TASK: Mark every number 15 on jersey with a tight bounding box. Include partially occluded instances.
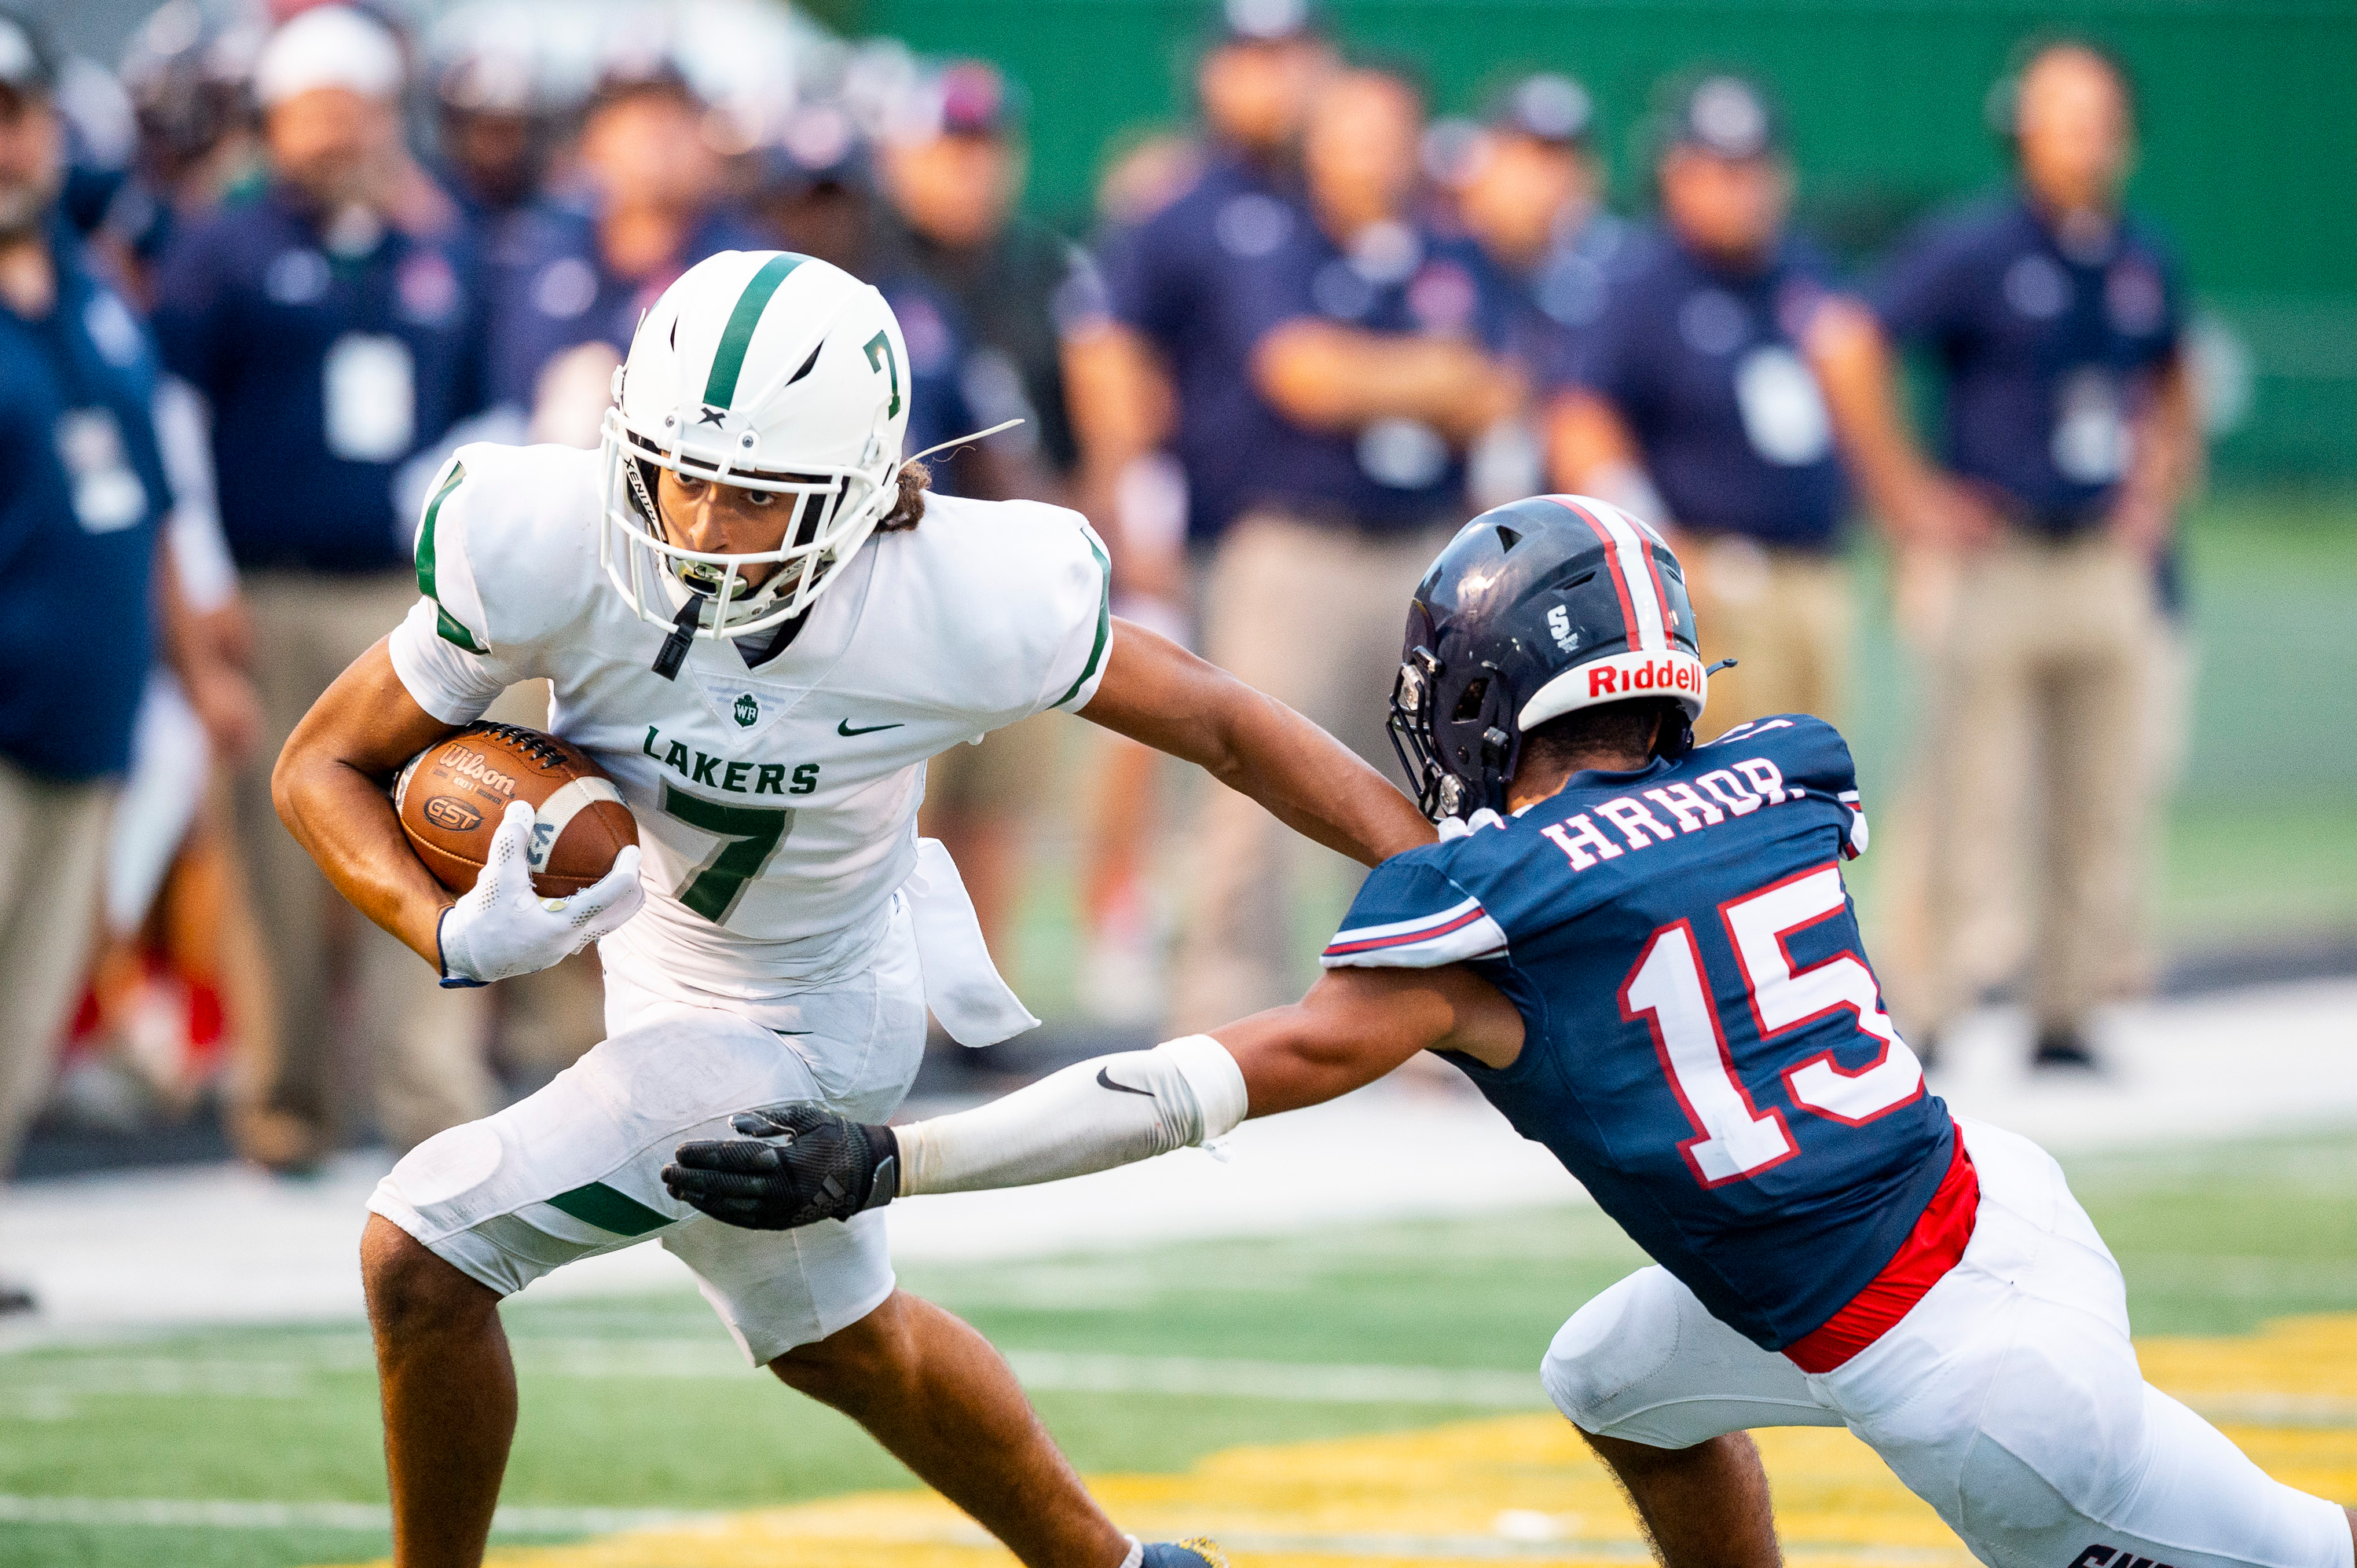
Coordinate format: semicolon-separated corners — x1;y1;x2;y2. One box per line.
1622;863;1925;1189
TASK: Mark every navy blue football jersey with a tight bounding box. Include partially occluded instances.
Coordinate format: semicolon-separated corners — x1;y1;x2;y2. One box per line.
1323;715;1951;1350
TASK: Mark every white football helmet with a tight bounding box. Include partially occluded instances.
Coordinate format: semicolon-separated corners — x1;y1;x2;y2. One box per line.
598;250;911;652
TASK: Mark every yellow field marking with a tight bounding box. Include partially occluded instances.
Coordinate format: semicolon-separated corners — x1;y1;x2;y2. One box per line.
323;1314;2357;1568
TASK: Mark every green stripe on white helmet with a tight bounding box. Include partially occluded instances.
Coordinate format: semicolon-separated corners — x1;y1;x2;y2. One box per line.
598;250;911;649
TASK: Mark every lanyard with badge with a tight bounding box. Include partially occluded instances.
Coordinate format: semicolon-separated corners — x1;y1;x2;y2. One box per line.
49;283;154;536
317;206;418;463
272;203;421;464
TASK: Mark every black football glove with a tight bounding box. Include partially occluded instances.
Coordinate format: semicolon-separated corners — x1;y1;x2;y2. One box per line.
662;1104;900;1230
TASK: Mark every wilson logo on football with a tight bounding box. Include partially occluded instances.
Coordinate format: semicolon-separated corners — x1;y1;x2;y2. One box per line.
423;797;484;833
442;746;518;797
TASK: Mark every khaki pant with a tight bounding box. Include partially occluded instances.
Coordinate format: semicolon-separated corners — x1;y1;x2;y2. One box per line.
1168;511;1451;1031
0;760;114;1173
238;571;501;1152
1896;533;2156;1037
1677;533;1853;739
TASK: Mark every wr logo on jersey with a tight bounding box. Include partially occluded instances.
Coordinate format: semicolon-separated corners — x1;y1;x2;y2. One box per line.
733;693;759;727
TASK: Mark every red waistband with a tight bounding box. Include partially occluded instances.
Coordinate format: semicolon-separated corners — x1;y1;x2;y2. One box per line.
1783;1128;1979;1375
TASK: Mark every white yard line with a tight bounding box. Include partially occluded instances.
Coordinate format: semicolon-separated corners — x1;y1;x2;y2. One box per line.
0;1494;715;1536
5;1341;2351;1432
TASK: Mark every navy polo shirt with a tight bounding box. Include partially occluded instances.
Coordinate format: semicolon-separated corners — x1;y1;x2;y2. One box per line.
486;203;769;412
1873;193;2185;529
151;185;482;575
1573;228;1848;550
1218;207;1516;533
879;269;981;496
902;218;1100;480
1505;210;1633;397
1102;153;1310;541
0;223;173;781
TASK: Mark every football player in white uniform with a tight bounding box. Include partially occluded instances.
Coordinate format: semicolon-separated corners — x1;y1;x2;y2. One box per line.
273;251;1434;1568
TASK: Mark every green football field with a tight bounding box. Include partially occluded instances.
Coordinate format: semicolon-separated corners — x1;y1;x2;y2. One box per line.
4;487;2348;1566
4;1128;2355;1568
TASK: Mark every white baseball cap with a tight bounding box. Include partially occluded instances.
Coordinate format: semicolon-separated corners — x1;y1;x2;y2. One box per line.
255;5;403;108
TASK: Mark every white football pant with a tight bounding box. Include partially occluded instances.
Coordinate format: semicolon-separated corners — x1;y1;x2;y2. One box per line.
1543;1117;2352;1568
370;896;927;1364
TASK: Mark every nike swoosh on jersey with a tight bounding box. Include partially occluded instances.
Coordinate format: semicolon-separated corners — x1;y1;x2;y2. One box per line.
837;719;904;736
1096;1066;1155;1097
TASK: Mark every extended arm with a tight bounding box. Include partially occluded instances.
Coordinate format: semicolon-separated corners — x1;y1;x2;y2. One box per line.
1081;617;1434;867
662;963;1524;1228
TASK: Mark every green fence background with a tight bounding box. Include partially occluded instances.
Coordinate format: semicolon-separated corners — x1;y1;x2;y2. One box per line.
859;0;2357;478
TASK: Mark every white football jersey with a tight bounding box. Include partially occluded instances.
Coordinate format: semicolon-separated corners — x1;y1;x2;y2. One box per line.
388;443;1111;1002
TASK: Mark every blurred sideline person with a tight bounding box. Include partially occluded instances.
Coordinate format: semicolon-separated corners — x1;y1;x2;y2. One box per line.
1079;0;1336;1020
430;39;544;246
882;59;1106;972
0;11;253;1306
92;2;265;306
1092;0;1334;555
1812;39;2196;1068
751;105;1016;504
1454;71;1627;502
150;6;494;1163
1549;73;1852;737
1169;65;1523;1028
486;64;764;441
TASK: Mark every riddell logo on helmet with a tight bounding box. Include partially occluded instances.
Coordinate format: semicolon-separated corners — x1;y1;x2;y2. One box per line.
1589;658;1701;698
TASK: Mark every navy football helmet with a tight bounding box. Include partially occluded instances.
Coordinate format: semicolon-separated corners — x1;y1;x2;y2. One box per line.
1387;494;1712;819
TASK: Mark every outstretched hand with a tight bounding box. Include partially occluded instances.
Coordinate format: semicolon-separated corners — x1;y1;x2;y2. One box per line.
663;1105;900;1230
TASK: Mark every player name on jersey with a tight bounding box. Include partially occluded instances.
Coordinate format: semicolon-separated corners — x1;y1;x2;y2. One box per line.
1537;724;1817;874
640;724;819;797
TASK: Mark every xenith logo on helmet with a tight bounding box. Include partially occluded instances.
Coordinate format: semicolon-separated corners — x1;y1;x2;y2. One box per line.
733;693;759;727
1589;658;1702;698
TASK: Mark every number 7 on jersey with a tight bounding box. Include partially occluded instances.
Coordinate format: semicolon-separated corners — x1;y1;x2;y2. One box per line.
662;784;792;925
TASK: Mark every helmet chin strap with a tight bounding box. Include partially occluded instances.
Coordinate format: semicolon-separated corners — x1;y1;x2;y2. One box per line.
651;591;708;681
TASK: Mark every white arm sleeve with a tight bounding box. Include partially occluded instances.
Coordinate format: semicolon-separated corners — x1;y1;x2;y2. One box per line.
895;1035;1248;1196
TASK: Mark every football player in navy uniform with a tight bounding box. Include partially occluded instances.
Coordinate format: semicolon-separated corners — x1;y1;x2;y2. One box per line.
670;496;2357;1568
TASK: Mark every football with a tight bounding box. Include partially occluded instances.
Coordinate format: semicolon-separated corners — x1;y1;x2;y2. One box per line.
393;722;638;898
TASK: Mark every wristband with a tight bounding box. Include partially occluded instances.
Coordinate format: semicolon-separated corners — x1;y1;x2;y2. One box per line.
435;907;486;989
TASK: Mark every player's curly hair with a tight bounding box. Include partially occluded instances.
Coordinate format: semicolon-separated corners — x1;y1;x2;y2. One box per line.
877;460;929;533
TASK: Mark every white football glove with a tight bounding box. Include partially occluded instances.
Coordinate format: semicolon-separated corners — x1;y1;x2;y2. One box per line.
437;800;643;987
